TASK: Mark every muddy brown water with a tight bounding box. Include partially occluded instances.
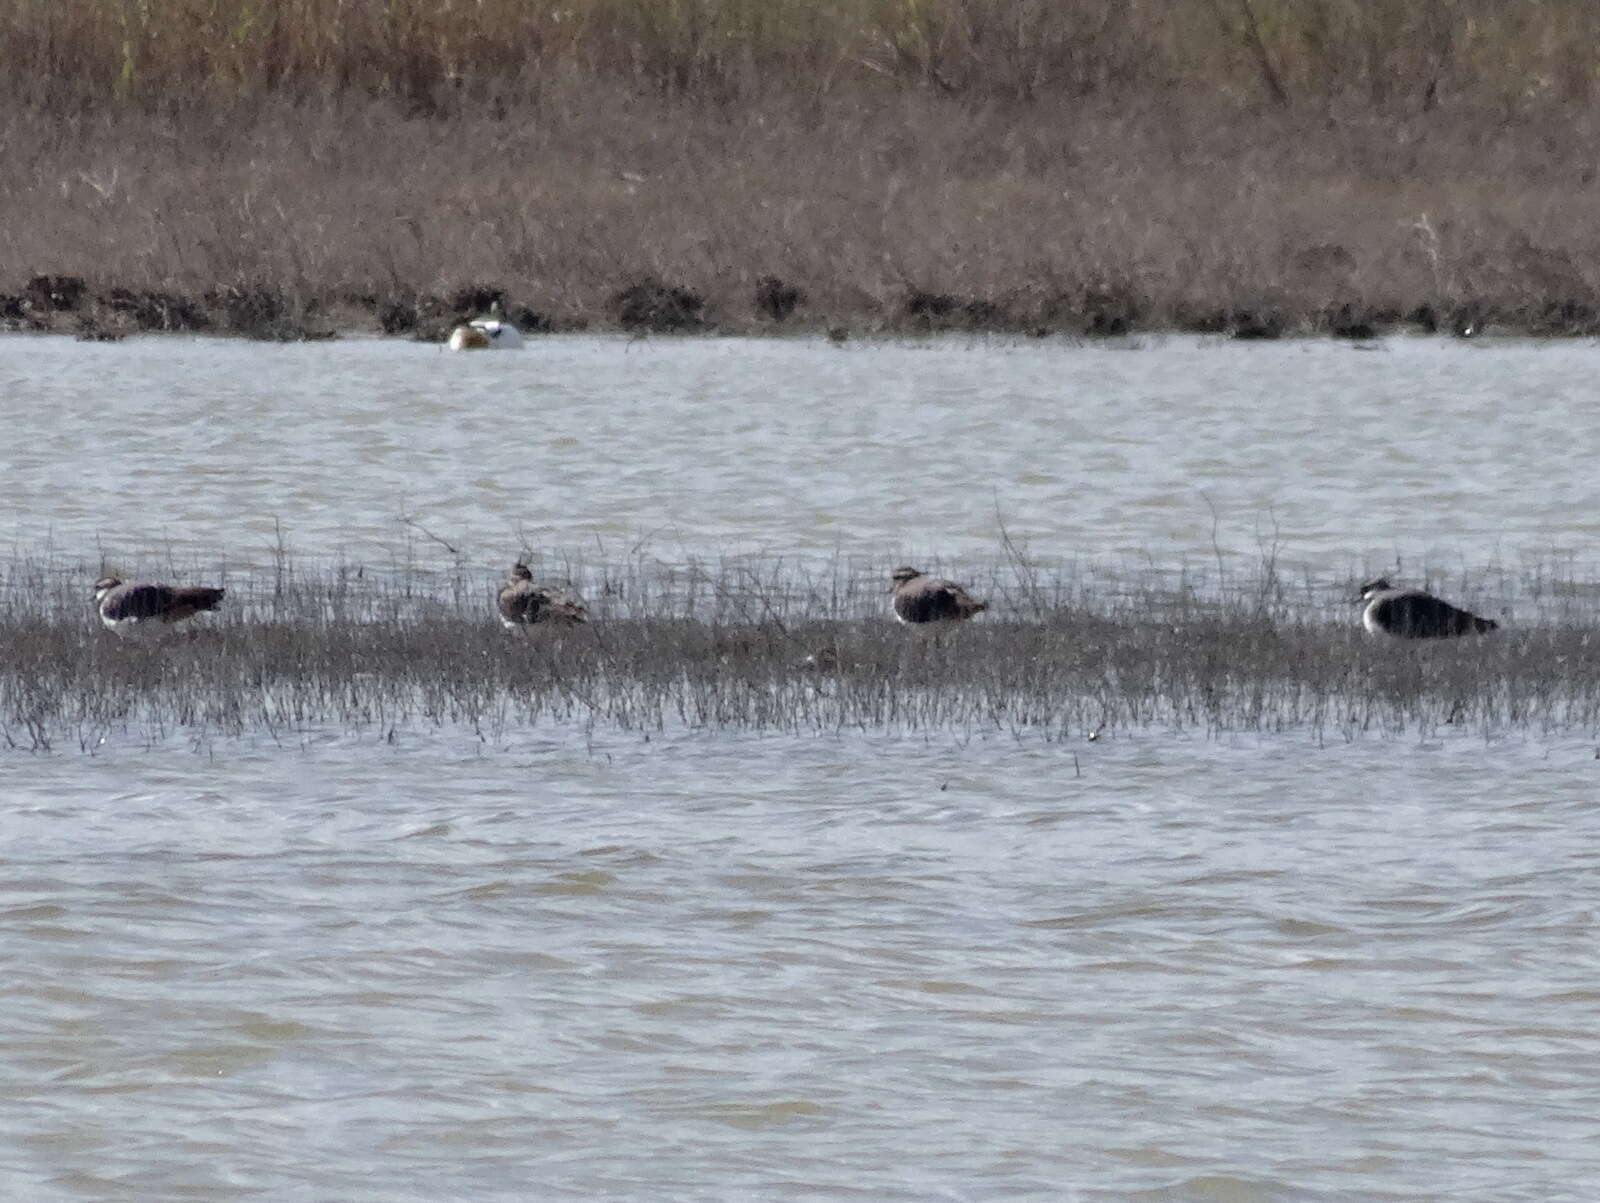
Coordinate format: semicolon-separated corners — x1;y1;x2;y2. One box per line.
3;333;1599;1199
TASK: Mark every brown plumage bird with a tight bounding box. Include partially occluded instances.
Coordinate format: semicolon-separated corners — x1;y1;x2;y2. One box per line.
93;577;226;637
1357;578;1498;639
496;563;587;630
889;566;988;627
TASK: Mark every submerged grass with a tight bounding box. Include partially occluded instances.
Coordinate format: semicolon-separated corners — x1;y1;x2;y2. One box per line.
5;553;1600;751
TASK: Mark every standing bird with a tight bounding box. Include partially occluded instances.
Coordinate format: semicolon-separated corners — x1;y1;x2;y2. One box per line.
496;562;587;630
93;576;226;637
1357;578;1497;639
889;566;988;628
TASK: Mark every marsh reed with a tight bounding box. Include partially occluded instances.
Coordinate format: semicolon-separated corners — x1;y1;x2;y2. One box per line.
8;1;1600;110
5;552;1600;751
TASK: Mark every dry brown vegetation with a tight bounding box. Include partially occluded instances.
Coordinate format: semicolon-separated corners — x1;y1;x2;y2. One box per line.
4;1;1600;339
5;553;1600;751
4;0;1600;340
10;1;1600;110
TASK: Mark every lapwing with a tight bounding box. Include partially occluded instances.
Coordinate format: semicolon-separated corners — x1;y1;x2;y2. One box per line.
93;577;226;637
448;302;524;350
1357;578;1497;639
496;563;587;630
889;566;988;628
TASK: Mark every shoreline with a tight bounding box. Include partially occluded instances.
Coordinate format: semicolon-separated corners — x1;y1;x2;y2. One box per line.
0;273;1557;343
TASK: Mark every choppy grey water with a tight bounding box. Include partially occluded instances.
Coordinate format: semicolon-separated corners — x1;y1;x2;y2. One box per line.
9;333;1600;567
4;334;1600;1199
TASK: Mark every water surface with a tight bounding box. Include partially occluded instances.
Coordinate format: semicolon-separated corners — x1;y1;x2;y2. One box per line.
6;333;1597;573
3;334;1599;1200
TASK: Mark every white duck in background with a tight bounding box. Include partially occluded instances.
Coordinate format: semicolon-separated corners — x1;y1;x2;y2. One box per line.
448;302;525;350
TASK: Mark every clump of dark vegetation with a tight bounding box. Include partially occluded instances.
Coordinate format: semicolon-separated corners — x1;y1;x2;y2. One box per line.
377;295;425;335
5;552;1599;753
504;304;552;334
448;284;505;315
1229;309;1290;341
754;276;804;322
25;274;85;312
612;279;706;332
1035;287;1141;337
207;282;337;341
74;321;125;343
1082;289;1139;337
904;291;1010;332
2;277;90;331
103;287;208;331
1324;302;1385;340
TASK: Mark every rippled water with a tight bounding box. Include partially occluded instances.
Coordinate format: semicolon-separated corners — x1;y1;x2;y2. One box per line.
5;333;1600;1199
8;333;1600;567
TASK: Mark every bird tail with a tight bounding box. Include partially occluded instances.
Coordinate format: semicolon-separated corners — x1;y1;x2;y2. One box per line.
182;587;226;612
1474;616;1498;633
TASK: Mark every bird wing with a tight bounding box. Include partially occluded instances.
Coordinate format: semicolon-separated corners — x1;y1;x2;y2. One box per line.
497;581;538;624
499;581;586;625
895;579;964;623
100;583;179;621
1375;591;1486;637
532;586;588;624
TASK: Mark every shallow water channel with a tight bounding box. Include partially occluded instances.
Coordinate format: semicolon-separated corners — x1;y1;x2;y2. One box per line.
3;333;1600;1199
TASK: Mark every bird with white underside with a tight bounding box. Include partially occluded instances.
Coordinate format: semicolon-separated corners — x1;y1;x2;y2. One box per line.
496;562;587;630
1356;577;1498;639
93;577;226;637
888;566;988;628
448;302;525;350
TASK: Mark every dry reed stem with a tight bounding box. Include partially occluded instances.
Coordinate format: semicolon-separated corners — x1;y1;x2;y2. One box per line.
7;1;1600;108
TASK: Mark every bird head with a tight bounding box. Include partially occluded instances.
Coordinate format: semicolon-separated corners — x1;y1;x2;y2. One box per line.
889;566;923;591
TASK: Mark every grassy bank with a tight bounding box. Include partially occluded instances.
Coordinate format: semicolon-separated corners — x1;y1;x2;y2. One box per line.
6;87;1600;341
5;4;1600;339
5;554;1598;749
